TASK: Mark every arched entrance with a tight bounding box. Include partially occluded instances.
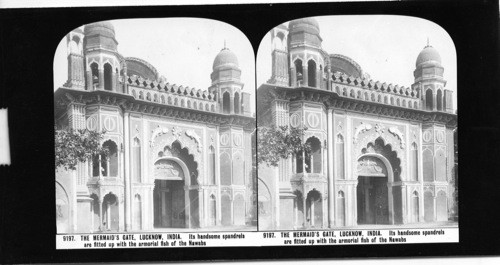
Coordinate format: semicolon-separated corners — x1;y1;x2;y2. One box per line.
102;193;119;231
305;189;323;228
153;141;200;229
356;155;391;225
153;158;188;228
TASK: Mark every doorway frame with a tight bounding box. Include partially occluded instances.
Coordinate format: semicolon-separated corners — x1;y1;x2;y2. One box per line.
356;153;395;225
152;157;191;228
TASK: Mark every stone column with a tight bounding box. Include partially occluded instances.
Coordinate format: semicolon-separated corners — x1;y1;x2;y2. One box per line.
327;109;335;227
433;90;437;111
124;113;132;231
302;195;307;227
86;70;93;91
230;94;234;114
215;128;222;226
327;66;332;91
98;69;104;90
290;67;297;87
303;63;308;87
198;189;204;228
98;199;103;230
111;71;116;92
316;69;321;89
123;64;128;94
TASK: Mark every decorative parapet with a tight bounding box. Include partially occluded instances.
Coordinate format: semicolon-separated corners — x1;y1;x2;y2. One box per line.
127;77;218;113
330;72;420;110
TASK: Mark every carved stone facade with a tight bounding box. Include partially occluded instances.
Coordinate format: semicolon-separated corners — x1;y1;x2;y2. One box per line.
258;18;457;230
55;21;255;233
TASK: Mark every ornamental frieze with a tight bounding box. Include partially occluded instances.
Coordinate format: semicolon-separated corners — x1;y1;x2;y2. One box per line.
357;157;387;176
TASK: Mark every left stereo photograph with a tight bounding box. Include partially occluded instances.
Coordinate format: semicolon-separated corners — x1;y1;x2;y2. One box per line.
53;18;257;235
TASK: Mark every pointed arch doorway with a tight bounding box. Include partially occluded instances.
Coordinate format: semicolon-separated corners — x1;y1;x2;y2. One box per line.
153;157;189;228
356;154;392;225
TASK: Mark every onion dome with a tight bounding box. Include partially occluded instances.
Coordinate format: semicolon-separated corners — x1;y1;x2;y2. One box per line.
212;47;239;70
416;45;442;67
289;17;320;34
84;21;115;38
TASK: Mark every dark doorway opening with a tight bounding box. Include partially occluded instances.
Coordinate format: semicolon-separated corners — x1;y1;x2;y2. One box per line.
153;179;185;228
357;176;389;225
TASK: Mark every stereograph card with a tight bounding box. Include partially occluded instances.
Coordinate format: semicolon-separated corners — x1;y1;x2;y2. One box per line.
0;1;499;263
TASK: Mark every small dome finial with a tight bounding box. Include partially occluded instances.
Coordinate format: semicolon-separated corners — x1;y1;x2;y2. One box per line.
224;39;226;49
426;37;431;47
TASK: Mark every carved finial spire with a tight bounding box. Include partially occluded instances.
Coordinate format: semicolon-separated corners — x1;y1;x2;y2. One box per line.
426;37;430;47
224;39;226;49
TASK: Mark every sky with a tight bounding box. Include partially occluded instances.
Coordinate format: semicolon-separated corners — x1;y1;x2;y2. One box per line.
54;15;457;113
53;17;256;112
257;15;457;109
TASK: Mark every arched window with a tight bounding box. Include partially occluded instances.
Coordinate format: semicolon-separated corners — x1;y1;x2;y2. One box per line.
133;138;141;183
104;63;113;91
425;89;433;110
336;134;345;179
436;89;443;111
305;137;321;173
70;36;80;54
410;143;418;181
209;146;216;185
234;92;240;114
295;59;303;86
308;60;316;87
102;140;118;177
222;91;230;114
274;31;286;50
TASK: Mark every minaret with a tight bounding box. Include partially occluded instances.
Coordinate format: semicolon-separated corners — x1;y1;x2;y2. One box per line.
269;24;289;86
66;28;85;89
414;41;454;222
287;18;324;88
413;41;452;112
83;22;121;92
209;46;248;115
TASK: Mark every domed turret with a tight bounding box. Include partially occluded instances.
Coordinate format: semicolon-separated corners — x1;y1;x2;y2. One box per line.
289;18;320;35
412;41;450;113
83;21;118;51
82;21;122;92
84;22;115;38
212;47;239;70
416;45;442;67
414;42;444;82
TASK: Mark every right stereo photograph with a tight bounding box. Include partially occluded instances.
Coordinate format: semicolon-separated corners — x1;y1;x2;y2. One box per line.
256;15;458;232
